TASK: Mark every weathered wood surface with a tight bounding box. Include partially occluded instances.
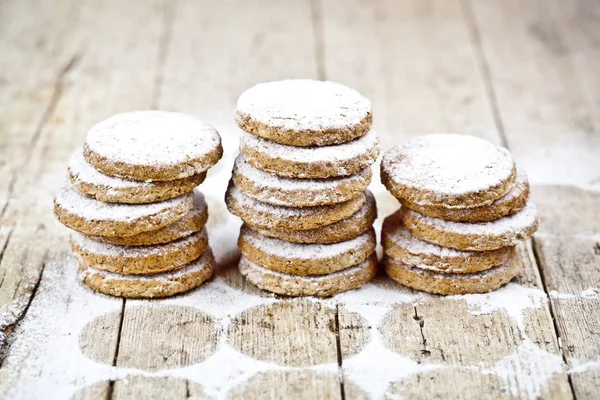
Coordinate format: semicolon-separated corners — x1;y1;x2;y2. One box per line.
0;0;599;399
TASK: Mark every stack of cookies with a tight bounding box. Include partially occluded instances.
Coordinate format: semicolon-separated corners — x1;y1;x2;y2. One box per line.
226;79;380;297
380;134;538;295
53;111;223;298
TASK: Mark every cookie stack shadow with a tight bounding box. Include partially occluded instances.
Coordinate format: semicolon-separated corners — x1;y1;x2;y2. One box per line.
226;79;380;297
380;134;539;295
53;111;223;298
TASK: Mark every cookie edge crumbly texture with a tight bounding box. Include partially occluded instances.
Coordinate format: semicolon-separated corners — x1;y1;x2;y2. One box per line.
53;193;193;237
233;160;372;207
235;110;372;147
239;253;377;297
79;248;215;298
240;132;380;179
248;191;377;244
71;229;209;274
381;211;516;273
83;140;223;182
238;227;377;275
225;182;366;230
380;145;517;208
89;203;208;246
384;255;520;295
400;205;539;251
69;168;206;204
400;173;530;223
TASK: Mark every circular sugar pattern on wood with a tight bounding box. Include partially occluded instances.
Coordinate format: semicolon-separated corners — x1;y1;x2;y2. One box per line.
70;377;209;400
79;305;218;371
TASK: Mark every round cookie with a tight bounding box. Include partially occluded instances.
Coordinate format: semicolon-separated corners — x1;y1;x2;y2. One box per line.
249;191;377;244
240;129;380;179
71;229;208;275
54;184;193;237
235;79;372;147
225;182;366;230
84;111;223;181
239;253;377;297
89;191;208;246
238;225;376;276
69;149;206;204
381;134;516;208
79;248;215;298
382;210;516;273
400;203;539;251
384;254;521;295
401;171;530;223
232;155;371;207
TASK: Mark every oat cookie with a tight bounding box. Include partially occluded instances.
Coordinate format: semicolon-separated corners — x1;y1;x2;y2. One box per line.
232;155;371;207
54;184;193;237
84;111;223;181
69;149;205;204
79;248;215;298
236;79;372;147
384;254;521;295
382;210;516;273
239;253;377;297
225;182;365;230
401;171;530;223
400;203;539;251
71;229;208;275
238;226;376;276
381;134;516;208
89;191;208;246
249;191;377;244
240;129;380;179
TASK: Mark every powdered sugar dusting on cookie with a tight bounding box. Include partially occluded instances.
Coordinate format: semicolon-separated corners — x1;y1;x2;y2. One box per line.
240;226;375;260
54;184;193;222
236;80;371;133
383;134;515;197
71;229;207;257
85;110;221;167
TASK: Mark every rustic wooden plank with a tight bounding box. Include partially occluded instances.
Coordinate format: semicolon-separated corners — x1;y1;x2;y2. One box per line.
469;0;600;397
318;0;502;151
0;0;168;397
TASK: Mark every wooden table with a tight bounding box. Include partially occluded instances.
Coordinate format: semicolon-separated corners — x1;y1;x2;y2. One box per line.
1;0;599;398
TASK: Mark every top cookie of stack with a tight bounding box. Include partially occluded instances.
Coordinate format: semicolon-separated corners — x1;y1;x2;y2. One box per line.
380;134;538;295
54;111;223;298
227;79;380;297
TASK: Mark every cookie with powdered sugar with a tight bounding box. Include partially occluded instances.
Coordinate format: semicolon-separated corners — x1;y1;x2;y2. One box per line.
382;210;516;274
54;183;193;237
400;203;539;251
79;248;215;298
84;111;223;181
381;134;516;208
239;253;377;297
240;129;380;179
225;182;365;231
89;191;208;246
232;155;371;207
248;191;377;244
68;149;205;204
401;171;530;223
384;254;521;295
238;225;376;276
71;229;208;275
235;79;372;147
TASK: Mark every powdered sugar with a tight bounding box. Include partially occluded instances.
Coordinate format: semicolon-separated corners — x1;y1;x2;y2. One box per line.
405;202;539;237
85;110;221;168
71;229;206;257
240;226;375;260
382;134;515;197
55;183;193;223
236;80;371;133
